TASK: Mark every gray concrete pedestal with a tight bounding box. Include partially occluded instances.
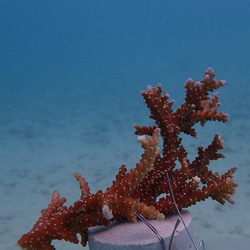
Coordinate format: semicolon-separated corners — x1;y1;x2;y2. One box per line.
88;210;195;250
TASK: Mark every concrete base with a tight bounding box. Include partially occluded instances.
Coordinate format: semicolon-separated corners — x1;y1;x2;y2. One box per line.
88;210;195;250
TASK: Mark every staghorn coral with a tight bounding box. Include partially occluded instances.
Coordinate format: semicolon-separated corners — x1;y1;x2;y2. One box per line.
17;68;238;249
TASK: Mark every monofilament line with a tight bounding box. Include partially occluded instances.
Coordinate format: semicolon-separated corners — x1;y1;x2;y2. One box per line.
166;173;204;250
136;213;166;250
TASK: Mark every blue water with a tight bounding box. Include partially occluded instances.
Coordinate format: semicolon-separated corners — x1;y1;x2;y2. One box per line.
0;1;249;249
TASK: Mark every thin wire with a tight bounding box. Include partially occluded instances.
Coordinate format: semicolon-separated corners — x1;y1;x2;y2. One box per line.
168;218;180;250
199;240;205;250
136;213;166;250
166;173;200;250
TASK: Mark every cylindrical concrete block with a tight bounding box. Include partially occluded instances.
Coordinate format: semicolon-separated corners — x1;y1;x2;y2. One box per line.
88;210;195;250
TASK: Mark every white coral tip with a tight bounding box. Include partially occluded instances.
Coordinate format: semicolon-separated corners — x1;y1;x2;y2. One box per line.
192;176;201;183
102;205;113;220
137;135;147;143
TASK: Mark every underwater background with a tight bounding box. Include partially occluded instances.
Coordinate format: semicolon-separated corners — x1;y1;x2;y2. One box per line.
0;1;249;249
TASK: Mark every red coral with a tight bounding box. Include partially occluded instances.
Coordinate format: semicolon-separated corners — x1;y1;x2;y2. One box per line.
17;68;238;249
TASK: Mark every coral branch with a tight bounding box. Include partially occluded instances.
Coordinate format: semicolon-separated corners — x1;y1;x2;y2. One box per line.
18;68;238;249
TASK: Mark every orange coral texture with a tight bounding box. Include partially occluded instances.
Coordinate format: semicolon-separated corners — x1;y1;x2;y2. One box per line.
17;68;238;249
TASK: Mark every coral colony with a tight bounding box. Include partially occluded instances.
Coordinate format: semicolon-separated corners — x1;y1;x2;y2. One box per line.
18;68;238;249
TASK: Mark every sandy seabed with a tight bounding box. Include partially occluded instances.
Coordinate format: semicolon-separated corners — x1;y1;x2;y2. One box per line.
1;88;249;250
